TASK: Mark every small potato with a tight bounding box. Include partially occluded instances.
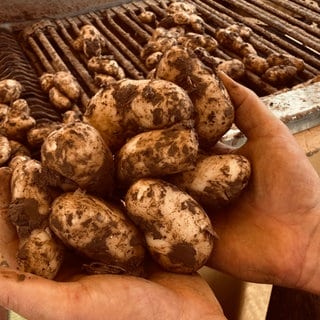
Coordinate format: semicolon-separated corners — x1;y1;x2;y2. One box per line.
41;122;114;197
9;158;52;238
138;11;156;24
155;45;234;148
3;99;36;141
116;126;198;187
266;53;305;73
87;56;125;80
53;71;81;101
17;228;65;279
84;79;194;151
74;25;106;58
243;54;269;75
0;134;11;166
27;122;62;148
49;87;73;111
169;154;251;209
0;79;23;104
39;73;55;93
262;65;298;86
49;191;145;275
216;59;245;80
125;178;216;273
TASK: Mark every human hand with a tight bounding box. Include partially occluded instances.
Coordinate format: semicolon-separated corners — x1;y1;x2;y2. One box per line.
207;73;320;294
0;168;225;320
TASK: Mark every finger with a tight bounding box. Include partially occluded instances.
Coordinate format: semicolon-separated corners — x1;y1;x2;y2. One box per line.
218;72;289;140
0;268;67;319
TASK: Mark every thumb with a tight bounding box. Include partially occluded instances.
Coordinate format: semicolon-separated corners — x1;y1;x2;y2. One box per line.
218;72;289;140
0;268;71;320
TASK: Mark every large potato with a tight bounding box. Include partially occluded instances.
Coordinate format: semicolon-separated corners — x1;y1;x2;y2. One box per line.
41;122;114;198
169;154;251;209
155;45;234;149
84;78;194;151
116;126;198;187
49;191;145;276
125;178;216;273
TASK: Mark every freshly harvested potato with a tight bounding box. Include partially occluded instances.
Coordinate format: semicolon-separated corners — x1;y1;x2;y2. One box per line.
155;45;234;148
3;99;36;141
0;134;11;166
215;59;245;80
49;191;145;276
0;79;23;104
84;78;195;151
16;228;65;279
243;54;269;75
266;53;305;73
53;71;81;101
169;154;251;208
9;158;52;238
41;122;114;197
116;126;198;187
27;121;62;148
87;56;125;80
138;11;156;24
73;24;106;58
125;178;216;273
39;73;55;93
49;87;73;111
262;65;297;86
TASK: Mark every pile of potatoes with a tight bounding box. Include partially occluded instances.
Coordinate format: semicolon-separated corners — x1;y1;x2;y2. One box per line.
140;1;304;87
0;1;255;280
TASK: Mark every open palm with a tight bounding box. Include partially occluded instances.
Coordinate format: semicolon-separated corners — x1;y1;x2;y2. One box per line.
208;73;320;293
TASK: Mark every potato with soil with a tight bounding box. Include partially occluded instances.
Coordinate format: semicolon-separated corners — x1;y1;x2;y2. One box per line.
9;158;53;238
84;78;194;151
49;191;145;276
116;125;198;187
155;45;234;148
169;154;251;209
125;178;216;273
41;122;114;197
16;228;65;279
0;79;23;104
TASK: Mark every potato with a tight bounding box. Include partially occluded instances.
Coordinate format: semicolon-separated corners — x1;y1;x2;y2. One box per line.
116;125;198;187
0;79;23;104
125;178;216;273
53;71;81;101
16;228;65;279
155;45;234;148
215;59;245;80
266;53;305;73
3;99;36;141
87;56;125;80
74;25;106;58
169;154;251;209
243;54;269;75
41;122;114;197
39;73;55;93
262;65;298;86
49;191;145;276
84;78;194;151
27;122;62;148
9;158;52;238
49;87;73;111
0;134;11;166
